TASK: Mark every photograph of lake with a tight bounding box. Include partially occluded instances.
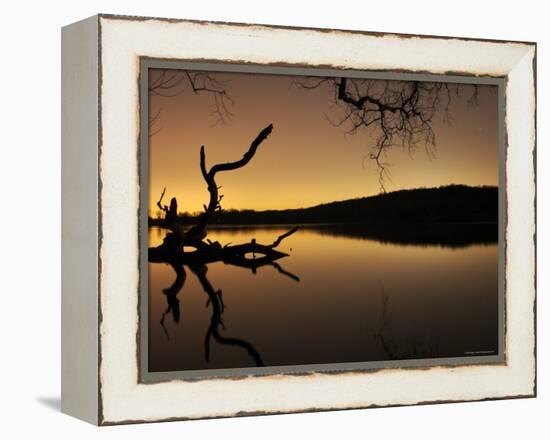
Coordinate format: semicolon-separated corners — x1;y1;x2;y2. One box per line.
144;66;501;374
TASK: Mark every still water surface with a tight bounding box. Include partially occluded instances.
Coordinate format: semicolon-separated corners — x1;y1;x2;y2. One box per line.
148;225;498;372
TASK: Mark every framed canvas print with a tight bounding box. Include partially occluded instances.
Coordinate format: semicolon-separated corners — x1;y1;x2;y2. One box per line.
61;14;536;425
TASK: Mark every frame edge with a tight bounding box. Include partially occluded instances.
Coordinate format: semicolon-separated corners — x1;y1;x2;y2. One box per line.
61;14;101;425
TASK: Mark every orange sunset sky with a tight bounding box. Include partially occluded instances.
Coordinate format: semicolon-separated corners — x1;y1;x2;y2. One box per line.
148;69;498;215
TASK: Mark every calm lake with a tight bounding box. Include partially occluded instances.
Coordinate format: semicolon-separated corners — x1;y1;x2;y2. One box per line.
148;225;499;373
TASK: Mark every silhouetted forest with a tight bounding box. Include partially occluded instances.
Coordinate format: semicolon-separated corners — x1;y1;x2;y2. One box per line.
149;185;498;227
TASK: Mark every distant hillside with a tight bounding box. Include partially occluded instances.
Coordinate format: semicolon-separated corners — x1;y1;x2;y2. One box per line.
150;185;498;226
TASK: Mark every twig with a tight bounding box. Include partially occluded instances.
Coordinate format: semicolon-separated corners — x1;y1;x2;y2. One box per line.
156;187;168;212
270;261;300;282
269;227;299;248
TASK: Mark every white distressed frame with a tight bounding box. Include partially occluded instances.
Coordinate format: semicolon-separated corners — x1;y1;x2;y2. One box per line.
65;14;536;425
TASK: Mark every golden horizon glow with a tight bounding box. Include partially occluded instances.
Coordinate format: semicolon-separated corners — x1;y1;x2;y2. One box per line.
148;70;498;216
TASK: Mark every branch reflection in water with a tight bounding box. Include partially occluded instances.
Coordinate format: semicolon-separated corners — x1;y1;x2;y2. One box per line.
148;224;498;371
155;254;300;367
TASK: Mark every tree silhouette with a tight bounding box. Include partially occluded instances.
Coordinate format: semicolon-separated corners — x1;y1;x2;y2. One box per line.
149;124;298;268
149;69;481;191
149;69;233;135
295;77;478;190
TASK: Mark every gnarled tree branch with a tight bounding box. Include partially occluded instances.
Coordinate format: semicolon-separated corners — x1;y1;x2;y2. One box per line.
156;187;168;212
295;76;478;191
149;124;299;270
187;124;274;241
148;70;234;136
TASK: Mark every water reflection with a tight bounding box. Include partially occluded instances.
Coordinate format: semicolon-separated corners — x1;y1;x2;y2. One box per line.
190;264;266;366
148;223;498;372
163;222;498;249
374;281;442;360
159;263;185;339
153;243;301;368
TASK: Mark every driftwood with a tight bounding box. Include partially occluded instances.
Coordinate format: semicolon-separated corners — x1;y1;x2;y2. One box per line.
149;124;298;269
149;125;301;364
149;228;297;268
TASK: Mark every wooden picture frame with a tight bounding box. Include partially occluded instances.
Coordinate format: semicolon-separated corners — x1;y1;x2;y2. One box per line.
61;14;536;425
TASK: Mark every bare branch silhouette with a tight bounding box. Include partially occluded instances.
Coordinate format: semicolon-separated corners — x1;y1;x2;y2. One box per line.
159;263;187;340
295;77;478;191
148;106;163;137
270;227;299;248
186;124;274;245
374;281;441;360
149;125;299;270
155;258;289;366
156;187;168;213
189;264;265;366
148;69;234;136
270;261;300;282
